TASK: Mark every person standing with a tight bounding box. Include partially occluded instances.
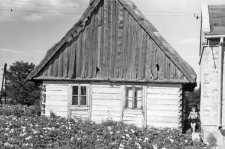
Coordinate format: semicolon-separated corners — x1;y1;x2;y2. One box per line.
188;106;198;133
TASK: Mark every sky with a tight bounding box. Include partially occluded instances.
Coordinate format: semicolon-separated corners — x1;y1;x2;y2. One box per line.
0;0;225;88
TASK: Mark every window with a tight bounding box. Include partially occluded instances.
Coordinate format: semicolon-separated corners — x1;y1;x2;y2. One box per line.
125;87;142;109
72;86;87;106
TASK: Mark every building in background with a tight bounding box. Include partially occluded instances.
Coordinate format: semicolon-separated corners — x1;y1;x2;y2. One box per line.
200;4;225;146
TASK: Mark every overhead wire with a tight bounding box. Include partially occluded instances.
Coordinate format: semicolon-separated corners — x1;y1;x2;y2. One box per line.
0;1;195;16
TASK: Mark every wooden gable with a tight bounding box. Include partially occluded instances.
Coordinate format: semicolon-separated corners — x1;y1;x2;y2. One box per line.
27;0;196;83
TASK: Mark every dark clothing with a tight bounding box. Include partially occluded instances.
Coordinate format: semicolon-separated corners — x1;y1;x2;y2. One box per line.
190;118;197;123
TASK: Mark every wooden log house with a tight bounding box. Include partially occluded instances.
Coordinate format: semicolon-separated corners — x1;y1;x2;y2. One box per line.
27;0;197;128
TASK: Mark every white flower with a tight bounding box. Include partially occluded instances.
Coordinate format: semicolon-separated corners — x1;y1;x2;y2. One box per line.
135;142;141;149
108;126;112;130
126;134;130;138
25;136;32;141
131;129;135;133
119;143;124;149
185;140;188;143
144;137;149;142
110;131;113;135
170;139;174;142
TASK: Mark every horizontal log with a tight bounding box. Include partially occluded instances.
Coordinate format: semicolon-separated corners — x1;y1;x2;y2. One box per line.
147;116;178;123
147;99;178;105
91;116;121;122
92;98;121;105
46;91;68;96
46;95;68;101
123;109;143;114
92;93;121;99
147;105;178;111
46;85;69;91
92;105;121;111
92;87;121;94
147;84;181;88
147;89;181;95
147;111;178;117
92;110;121;117
45;100;68;106
91;85;121;89
147;94;181;100
71;110;89;116
123;116;143;121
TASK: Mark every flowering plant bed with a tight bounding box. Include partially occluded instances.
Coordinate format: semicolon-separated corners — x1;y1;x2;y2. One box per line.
0;105;208;149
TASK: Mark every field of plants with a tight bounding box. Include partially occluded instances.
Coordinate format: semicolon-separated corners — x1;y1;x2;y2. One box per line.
0;105;208;149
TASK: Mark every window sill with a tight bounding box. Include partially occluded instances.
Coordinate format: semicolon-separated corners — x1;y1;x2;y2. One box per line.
124;108;143;112
70;106;89;110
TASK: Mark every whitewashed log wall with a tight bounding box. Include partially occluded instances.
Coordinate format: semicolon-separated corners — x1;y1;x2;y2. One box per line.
146;84;182;128
42;82;69;117
42;82;183;129
91;84;122;123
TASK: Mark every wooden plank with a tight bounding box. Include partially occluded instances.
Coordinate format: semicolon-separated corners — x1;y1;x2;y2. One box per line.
92;11;98;78
147;122;178;128
91;84;120;88
96;5;102;76
147;98;179;104
147;89;181;94
45;100;68;106
92;110;121;117
147;105;178;111
147;116;178;123
110;0;116;78
68;41;76;78
91;116;121;121
147;111;178;117
76;32;82;78
131;18;137;79
140;32;147;79
71;110;89;116
46;91;68;96
58;49;63;77
63;45;69;77
101;0;108;77
92;99;121;106
92;94;121;100
88;15;94;78
150;38;156;79
136;25;143;79
52;54;59;77
121;9;128;78
115;1;123;78
123;116;143;121
92;87;121;93
92;105;121;111
46;95;67;101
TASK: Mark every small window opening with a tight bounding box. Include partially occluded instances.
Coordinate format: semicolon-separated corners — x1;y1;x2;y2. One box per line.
96;67;100;74
156;64;159;71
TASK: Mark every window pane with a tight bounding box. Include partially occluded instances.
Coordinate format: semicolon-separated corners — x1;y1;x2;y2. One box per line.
136;98;142;109
81;86;86;95
73;86;78;95
126;87;133;98
128;98;133;108
136;89;142;98
80;96;87;105
72;96;78;105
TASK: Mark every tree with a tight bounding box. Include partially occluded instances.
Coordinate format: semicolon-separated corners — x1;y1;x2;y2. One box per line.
5;61;41;105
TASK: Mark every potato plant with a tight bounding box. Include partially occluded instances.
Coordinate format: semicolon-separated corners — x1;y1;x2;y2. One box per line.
0;105;208;149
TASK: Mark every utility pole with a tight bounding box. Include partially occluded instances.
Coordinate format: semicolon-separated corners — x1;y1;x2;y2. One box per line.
0;63;7;104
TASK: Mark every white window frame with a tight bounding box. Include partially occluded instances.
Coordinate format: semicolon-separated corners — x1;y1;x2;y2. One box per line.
70;85;89;108
125;86;143;109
